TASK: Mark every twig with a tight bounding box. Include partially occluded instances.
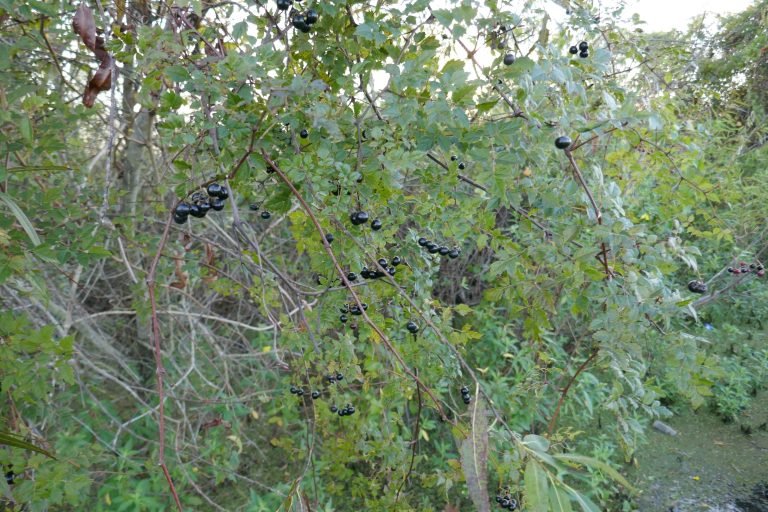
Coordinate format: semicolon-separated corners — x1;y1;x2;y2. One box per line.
146;214;184;511
395;374;422;504
547;350;599;436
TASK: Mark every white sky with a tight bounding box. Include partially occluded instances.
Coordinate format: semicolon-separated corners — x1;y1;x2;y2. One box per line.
627;0;755;31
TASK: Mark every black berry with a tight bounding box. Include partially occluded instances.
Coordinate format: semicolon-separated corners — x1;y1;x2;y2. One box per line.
189;204;206;218
249;204;260;211
391;256;402;266
305;8;319;24
554;136;572;149
175;202;192;216
451;155;458;161
325;233;334;244
296;388;304;396
210;198;225;211
458;162;466;170
330;405;338;412
350;211;369;225
371;219;383;231
569;45;578;54
460;386;469;395
578;41;588;51
300;128;309;138
377;258;388;268
292;14;307;29
290;386;298;394
311;390;320;399
418;237;428;246
438;246;449;256
503;53;516;65
406;321;419;333
261;211;271;220
347;272;357;282
579;50;589;58
340;314;348;323
197;201;211;215
336;372;344;380
207;183;224;197
427;244;440;254
276;0;291;10
448;249;460;259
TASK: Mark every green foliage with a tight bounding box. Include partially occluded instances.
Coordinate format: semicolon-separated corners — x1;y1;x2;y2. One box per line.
1;0;767;510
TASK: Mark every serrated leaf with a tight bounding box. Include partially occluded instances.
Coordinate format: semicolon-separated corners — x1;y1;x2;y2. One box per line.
524;459;549;512
0;191;41;246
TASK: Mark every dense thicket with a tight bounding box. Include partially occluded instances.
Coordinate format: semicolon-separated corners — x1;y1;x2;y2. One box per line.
0;0;766;510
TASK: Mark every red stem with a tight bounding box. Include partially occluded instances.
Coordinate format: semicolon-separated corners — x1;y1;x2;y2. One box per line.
547;350;599;437
146;215;183;511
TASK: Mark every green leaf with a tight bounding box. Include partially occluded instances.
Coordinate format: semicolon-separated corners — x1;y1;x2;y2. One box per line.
0;431;56;459
0;191;41;246
524;459;549;512
564;485;601;512
19;116;32;143
523;434;550;454
554;453;637;492
548;483;574;512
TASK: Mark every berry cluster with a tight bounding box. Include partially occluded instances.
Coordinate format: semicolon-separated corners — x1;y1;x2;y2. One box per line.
289;386;321;399
173;183;229;224
688;280;707;294
339;302;368;323
728;262;765;277
450;155;467;170
248;203;273;220
494;493;518;510
350;210;385;231
568;40;589;58
330;403;356;416
417;237;460;259
358;256;401;281
291;8;319;32
460;385;472;405
324;373;356;417
326;372;344;383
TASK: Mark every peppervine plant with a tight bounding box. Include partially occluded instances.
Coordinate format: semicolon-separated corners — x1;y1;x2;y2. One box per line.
1;0;739;510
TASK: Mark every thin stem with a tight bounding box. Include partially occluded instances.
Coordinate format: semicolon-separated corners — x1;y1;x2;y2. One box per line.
547;350;599;437
146;215;184;511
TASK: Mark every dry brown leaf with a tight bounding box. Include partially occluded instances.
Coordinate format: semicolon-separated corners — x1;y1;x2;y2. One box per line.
72;3;96;51
169;256;188;290
73;3;115;108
